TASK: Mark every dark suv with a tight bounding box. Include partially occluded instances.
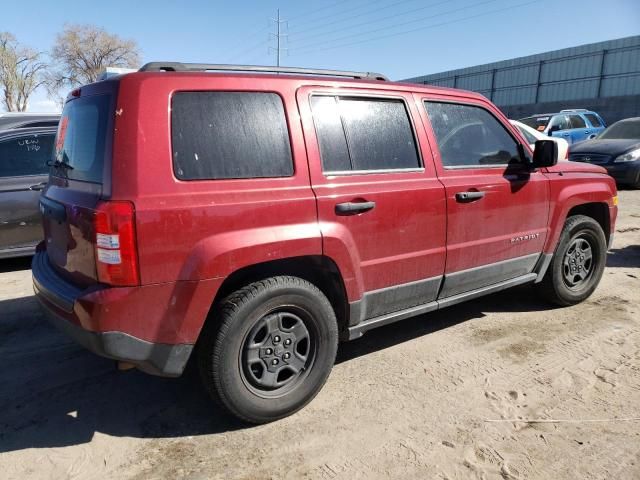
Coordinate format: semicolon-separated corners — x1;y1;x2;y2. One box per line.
33;63;617;423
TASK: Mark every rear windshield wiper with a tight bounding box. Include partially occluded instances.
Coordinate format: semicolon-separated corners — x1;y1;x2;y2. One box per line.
46;159;74;170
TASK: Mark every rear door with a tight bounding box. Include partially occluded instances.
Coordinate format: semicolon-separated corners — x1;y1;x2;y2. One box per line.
297;87;446;321
40;83;116;286
566;114;590;144
584;113;605;137
0;130;53;254
417;96;549;298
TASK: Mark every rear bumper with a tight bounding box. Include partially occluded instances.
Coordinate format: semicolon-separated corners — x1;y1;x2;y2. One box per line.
32;250;195;377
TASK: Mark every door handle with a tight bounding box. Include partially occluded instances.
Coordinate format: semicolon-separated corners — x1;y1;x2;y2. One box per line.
29;182;47;191
335;201;376;215
455;191;485;202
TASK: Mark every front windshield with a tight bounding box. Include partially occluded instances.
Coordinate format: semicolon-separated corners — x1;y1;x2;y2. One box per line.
598;120;640;140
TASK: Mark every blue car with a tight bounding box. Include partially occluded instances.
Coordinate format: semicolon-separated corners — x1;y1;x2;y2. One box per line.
519;109;606;145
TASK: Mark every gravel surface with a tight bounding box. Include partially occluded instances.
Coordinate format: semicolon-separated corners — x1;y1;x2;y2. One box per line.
0;190;638;480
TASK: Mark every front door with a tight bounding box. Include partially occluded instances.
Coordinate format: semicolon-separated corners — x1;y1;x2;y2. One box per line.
297;87;447;322
417;96;550;298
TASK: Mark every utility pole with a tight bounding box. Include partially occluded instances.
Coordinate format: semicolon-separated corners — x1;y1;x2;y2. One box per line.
269;9;287;67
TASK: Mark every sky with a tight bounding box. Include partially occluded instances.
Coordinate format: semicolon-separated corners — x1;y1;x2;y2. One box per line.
2;0;639;112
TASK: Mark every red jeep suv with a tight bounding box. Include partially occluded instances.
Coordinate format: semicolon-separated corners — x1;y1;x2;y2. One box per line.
33;63;618;423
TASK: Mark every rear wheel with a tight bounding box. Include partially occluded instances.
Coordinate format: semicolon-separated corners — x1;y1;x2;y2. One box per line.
537;215;607;306
198;276;338;424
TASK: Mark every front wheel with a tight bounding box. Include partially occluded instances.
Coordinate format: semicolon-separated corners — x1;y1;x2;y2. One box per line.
198;276;339;424
537;215;607;306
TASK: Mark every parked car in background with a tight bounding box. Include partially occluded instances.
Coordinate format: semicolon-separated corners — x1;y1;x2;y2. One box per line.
0;126;57;258
570;117;640;188
519;109;606;145
510;120;569;161
0;113;60;131
33;63;617;424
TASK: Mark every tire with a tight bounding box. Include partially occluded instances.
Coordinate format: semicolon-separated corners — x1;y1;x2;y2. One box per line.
198;276;339;424
537;215;607;306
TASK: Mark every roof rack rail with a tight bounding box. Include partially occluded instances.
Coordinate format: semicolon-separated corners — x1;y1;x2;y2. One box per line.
560;109;589;112
138;62;388;81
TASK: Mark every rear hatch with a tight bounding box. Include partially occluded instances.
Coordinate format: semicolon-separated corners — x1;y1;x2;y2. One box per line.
40;82;116;287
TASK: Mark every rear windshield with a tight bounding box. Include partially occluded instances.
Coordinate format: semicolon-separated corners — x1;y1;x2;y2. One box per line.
53;94;111;183
519;116;550;131
598;120;640;140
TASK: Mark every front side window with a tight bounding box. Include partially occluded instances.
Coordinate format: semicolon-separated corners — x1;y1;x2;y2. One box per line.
310;95;420;172
568;115;586;129
171;92;293;180
549;115;570;131
425;102;521;168
0;133;54;177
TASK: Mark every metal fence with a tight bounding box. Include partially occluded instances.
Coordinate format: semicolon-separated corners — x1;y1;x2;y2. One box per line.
404;36;640;108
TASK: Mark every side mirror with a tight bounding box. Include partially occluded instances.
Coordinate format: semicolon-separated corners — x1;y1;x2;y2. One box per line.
532;140;558;168
548;124;560;134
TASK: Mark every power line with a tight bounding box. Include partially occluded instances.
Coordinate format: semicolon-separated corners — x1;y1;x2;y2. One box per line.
290;0;500;52
287;0;352;22
290;0;540;56
227;37;271;64
290;0;451;45
289;0;423;38
288;0;390;32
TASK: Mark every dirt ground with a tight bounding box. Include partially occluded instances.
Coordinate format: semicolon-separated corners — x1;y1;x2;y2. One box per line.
1;190;639;480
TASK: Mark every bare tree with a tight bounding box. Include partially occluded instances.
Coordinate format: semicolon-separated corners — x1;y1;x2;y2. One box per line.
47;24;140;103
0;32;47;112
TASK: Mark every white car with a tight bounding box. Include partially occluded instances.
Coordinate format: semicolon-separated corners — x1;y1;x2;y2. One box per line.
510;120;569;161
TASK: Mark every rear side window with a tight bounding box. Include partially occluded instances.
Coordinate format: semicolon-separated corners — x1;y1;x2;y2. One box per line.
568;115;586;129
425;102;521;168
54;94;111;183
310;95;420;172
0;133;54;177
584;113;602;127
171;92;293;180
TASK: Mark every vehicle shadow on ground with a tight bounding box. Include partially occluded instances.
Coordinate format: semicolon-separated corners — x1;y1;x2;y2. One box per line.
607;245;640;268
0;256;32;273
0;285;555;453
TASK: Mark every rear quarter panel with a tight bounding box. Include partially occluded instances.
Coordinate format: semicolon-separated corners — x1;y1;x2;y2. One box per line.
112;74;321;286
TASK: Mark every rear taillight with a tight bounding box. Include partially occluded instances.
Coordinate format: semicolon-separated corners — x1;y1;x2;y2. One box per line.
94;201;140;286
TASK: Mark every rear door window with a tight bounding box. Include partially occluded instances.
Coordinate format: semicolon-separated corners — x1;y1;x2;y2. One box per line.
171;92;293;180
424;102;521;168
310;95;420;172
54;94;112;183
0;133;54;177
584;113;602;127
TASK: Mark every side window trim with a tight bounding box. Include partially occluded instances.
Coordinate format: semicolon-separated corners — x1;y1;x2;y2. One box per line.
309;92;424;176
422;99;525;170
